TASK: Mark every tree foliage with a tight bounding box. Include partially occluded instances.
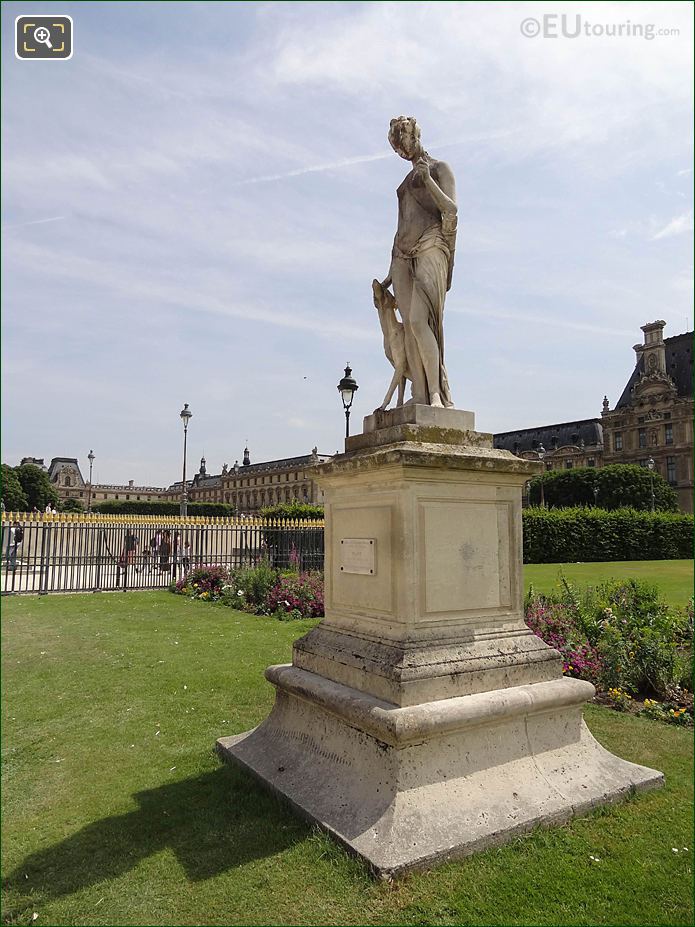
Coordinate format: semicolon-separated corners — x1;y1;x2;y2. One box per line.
529;464;678;512
1;464;28;511
14;464;59;511
61;498;85;513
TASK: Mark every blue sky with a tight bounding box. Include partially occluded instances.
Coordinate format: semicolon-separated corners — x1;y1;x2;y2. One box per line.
2;1;692;487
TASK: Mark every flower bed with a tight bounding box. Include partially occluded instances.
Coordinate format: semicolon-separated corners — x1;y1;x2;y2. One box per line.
173;564;231;601
525;577;693;726
172;560;324;620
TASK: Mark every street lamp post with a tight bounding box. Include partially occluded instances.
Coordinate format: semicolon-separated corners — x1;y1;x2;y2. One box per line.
647;456;656;513
180;403;193;516
538;444;546;508
593;484;599;507
337;364;359;440
87;450;95;512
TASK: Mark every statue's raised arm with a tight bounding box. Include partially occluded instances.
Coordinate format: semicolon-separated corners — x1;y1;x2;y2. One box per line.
375;116;456;409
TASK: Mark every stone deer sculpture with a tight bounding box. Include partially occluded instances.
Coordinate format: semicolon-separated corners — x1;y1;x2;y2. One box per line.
372;278;411;410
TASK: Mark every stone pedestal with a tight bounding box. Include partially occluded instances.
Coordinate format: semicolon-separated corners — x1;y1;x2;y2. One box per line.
217;406;663;877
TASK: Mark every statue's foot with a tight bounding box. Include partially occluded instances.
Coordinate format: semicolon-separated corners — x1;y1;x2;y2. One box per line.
430;393;444;408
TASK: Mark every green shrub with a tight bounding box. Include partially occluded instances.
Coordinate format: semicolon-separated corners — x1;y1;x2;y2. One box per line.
523;507;692;563
232;560;280;612
529;464;678;511
92;500;235;517
60;498;85;513
260;502;323;520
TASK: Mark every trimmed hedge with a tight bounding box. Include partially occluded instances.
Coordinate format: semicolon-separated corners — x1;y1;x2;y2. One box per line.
523;507;693;563
91;500;235;517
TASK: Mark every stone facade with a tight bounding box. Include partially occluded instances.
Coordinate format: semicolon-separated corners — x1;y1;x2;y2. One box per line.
19;447;334;512
159;447;334;512
88;480;165;503
601;322;693;513
493;320;693;512
18;456;165;505
494;420;604;475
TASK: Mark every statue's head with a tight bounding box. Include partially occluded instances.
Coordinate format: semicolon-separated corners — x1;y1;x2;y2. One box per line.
388;116;421;160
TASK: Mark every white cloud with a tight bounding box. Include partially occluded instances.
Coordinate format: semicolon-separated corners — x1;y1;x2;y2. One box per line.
1;216;65;231
650;210;694;240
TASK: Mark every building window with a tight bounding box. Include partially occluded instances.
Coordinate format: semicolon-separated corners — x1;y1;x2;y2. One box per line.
637;416;645;424
115;494;120;499
638;428;647;449
545;462;553;471
564;459;573;469
666;457;677;485
126;495;130;500
665;424;673;445
638;459;648;468
614;433;623;451
664;412;671;420
587;458;595;467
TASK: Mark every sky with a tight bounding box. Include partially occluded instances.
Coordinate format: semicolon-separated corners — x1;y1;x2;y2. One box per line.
2;0;693;487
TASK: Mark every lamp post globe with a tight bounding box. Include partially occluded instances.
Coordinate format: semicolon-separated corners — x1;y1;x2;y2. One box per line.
337;364;359;440
537;443;546;508
647;456;656;513
180;403;193;517
87;450;95;513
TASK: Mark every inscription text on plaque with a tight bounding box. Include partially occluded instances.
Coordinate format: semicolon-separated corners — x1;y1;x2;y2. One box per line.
339;538;376;575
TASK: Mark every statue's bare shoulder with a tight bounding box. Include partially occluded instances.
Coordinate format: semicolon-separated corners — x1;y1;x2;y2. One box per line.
429;160;456;203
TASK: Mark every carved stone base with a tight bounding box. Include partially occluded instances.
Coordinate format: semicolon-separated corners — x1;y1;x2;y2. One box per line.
217;666;663;878
348;404;480;452
216;413;663;877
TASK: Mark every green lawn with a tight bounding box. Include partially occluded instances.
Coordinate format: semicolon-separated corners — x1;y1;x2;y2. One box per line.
2;592;693;926
524;559;693;608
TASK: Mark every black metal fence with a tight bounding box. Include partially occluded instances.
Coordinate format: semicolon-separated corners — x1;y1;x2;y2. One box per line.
0;518;324;595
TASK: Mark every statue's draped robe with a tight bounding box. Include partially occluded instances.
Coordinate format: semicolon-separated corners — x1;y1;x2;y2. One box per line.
392;225;454;408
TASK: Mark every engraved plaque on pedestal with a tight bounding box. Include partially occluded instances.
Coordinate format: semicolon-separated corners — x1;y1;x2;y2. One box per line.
339;538;376;575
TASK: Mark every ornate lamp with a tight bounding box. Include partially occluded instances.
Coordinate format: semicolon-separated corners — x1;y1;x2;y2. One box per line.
180;403;192;516
337;364;359;439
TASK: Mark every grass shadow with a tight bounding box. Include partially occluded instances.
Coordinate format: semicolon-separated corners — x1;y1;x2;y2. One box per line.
2;764;308;919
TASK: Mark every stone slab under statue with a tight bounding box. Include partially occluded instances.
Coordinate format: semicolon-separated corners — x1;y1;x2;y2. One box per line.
216;118;663;877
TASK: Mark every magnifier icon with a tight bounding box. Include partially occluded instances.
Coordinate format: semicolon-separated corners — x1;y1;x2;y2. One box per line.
33;26;53;49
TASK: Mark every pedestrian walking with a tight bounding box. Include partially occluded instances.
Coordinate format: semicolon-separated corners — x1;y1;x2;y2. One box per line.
159;529;172;573
123;530;138;566
7;521;24;571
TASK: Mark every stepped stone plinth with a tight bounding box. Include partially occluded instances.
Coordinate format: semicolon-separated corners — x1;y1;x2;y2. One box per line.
217;406;663;877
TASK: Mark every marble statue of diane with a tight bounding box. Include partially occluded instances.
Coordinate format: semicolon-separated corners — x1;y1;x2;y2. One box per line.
374;116;457;409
